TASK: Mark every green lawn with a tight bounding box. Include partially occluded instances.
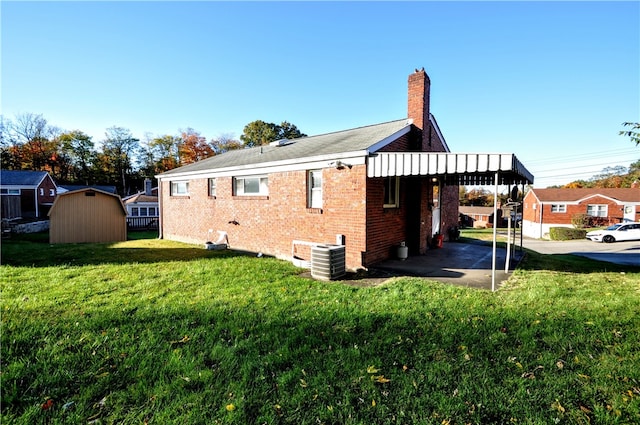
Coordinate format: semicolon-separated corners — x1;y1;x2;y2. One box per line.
2;232;639;424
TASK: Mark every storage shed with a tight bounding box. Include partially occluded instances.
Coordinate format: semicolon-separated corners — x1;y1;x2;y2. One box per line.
48;188;127;243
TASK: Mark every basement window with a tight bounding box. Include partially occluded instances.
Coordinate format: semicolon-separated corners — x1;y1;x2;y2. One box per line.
551;204;566;213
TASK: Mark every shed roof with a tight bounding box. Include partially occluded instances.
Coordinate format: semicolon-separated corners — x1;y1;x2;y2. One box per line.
0;170;52;187
49;188;127;216
529;188;640;203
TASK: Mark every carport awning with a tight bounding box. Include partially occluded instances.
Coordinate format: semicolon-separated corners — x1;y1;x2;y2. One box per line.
367;153;534;185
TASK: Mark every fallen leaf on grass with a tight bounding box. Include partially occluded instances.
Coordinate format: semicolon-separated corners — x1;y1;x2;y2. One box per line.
551;399;565;413
41;399;54;410
372;375;391;383
170;335;190;345
367;365;379;374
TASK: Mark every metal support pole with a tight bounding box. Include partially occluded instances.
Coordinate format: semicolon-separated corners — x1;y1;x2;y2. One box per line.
491;171;499;292
505;213;511;273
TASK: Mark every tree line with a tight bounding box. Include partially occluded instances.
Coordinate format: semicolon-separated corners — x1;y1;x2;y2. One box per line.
0;113;305;196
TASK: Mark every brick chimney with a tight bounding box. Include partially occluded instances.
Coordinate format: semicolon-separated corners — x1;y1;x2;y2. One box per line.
408;68;431;151
144;178;152;196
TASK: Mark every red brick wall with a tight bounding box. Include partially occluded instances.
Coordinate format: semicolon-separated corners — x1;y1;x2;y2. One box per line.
441;184;459;240
161;165;368;270
522;192;539;222
364;177;410;265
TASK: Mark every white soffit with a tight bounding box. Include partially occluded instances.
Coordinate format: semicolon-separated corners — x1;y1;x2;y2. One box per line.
367;153;534;185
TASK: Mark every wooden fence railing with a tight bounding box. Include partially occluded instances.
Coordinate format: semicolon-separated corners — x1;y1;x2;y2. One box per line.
127;216;159;230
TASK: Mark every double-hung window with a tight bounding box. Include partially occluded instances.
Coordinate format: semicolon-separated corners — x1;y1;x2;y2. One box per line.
170;181;189;196
234;176;268;196
587;204;607;217
551;204;566;213
383;176;399;208
308;170;322;209
208;178;217;197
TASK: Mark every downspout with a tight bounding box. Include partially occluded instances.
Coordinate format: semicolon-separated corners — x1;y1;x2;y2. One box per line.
35;188;40;218
539;202;544;239
157;177;163;239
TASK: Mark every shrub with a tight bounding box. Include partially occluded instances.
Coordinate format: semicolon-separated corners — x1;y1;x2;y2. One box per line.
549;226;587;240
571;213;588;229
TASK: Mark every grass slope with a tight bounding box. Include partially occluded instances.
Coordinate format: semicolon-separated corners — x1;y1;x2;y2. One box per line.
2;233;639;424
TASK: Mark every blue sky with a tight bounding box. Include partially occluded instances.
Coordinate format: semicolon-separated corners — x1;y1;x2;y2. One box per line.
2;1;639;187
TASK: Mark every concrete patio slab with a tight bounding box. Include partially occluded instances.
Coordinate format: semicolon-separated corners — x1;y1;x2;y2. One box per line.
371;241;524;290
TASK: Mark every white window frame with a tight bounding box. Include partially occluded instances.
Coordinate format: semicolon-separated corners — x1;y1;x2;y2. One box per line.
308;170;322;209
586;204;607;217
148;207;157;216
131;207;139;217
208;178;217;197
170;181;189;196
234;176;268;196
49;189;55;196
383;176;400;208
1;189;20;195
551;204;566;213
40;188;44;195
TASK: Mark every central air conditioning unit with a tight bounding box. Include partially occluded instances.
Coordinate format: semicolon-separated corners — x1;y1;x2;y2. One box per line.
311;244;346;281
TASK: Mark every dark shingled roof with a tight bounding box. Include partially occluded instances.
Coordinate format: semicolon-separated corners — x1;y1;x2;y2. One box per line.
158;119;411;176
1;170;50;186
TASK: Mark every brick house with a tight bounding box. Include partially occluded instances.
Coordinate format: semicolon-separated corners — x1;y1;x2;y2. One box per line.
157;69;533;270
522;187;640;239
0;170;58;220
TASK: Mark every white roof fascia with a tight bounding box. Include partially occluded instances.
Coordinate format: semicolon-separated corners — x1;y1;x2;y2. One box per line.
2;184;42;190
539;194;630;205
366;123;412;154
157;151;369;181
429;115;450;153
574;194;627;205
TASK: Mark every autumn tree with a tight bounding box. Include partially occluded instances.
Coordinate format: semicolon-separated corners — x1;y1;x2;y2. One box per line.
211;134;243;154
240;120;306;147
178;128;214;165
3;113;61;172
139;134;182;175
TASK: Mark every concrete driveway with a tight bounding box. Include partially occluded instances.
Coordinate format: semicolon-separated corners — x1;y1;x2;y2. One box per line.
521;237;640;267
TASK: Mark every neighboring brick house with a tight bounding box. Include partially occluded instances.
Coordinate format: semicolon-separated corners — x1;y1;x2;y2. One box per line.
0;170;58;220
522;187;640;239
157;69;533;270
459;206;503;228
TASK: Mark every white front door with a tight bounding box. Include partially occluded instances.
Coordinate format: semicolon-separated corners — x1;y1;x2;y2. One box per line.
624;205;635;222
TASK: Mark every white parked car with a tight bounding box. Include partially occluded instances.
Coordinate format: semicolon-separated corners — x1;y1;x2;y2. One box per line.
586;222;640;243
